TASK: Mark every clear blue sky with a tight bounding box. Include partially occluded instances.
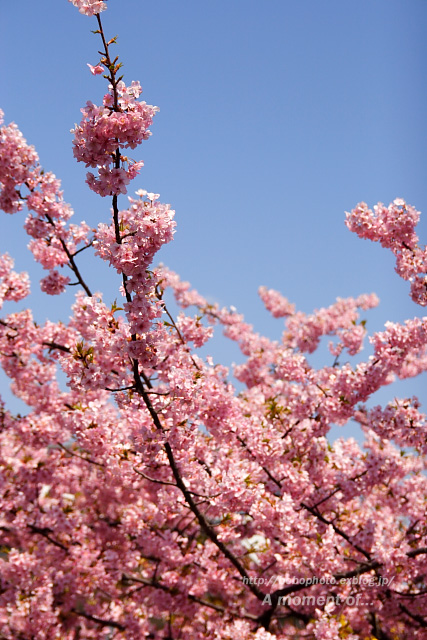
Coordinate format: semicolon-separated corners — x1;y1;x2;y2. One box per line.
1;0;427;423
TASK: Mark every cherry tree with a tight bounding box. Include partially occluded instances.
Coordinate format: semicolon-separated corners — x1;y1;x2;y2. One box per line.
1;1;427;638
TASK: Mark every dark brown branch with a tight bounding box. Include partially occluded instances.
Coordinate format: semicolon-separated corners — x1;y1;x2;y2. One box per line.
45;213;92;297
399;603;427;628
368;613;394;640
163;440;264;601
301;502;371;560
133;467;177;487
308;469;368;510
104;385;135;393
237;435;282;488
159;295;201;371
72;608;125;631
96;15;121;113
43;341;71;353
27;524;68;552
121;573;258;621
71;240;94;257
57;441;104;467
124;350;267;603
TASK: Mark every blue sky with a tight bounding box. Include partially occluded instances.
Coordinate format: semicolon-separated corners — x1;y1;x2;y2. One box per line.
1;0;427;422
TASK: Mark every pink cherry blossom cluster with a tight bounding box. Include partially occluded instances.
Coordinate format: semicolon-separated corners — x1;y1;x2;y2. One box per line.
0;109;38;214
72;82;158;196
258;286;296;318
59;291;133;391
25;175;92;293
283;293;379;355
1;251;427;638
68;0;107;16
40;270;71;295
0;253;30;307
346;199;427;305
0;4;427;639
0;111;92;295
94;190;175;362
355;396;427;454
94;191;175;277
161;269;427;422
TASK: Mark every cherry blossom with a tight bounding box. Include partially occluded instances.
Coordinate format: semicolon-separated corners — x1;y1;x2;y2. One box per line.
0;3;426;639
87;63;104;75
72;81;158;197
69;0;107;16
346;199;427;305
